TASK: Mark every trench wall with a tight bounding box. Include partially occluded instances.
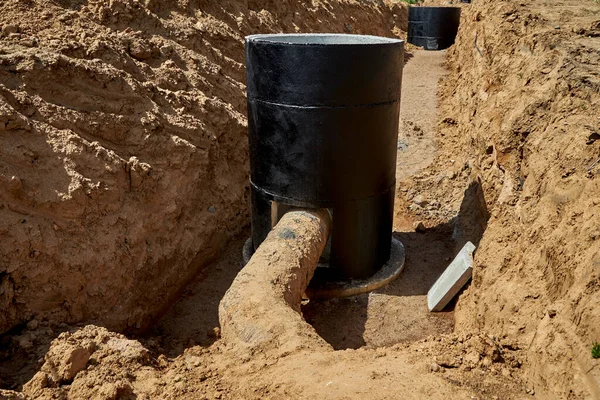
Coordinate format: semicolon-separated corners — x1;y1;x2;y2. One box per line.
441;1;600;397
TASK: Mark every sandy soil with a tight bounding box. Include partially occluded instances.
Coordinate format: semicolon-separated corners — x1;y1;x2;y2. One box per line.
0;37;529;400
2;0;600;398
396;50;446;181
399;0;600;397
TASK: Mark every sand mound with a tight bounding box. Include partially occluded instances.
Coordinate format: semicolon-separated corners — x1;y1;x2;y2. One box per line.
23;325;153;399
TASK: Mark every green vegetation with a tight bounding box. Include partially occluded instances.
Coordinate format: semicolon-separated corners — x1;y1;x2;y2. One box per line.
592;342;600;359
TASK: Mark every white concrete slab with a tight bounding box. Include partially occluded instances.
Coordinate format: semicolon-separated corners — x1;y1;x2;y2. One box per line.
428;241;476;312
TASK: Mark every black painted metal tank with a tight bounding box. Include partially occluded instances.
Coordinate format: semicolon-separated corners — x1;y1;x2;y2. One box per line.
408;6;461;50
245;33;404;280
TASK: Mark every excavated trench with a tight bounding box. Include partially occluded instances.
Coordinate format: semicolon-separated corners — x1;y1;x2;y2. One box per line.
148;48;464;354
2;0;599;398
0;20;499;400
0;35;504;395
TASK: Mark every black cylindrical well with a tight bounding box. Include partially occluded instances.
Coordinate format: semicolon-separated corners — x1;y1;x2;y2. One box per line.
246;34;404;280
408;7;462;50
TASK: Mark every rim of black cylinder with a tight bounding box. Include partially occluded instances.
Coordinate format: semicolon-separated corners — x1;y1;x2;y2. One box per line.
246;33;403;46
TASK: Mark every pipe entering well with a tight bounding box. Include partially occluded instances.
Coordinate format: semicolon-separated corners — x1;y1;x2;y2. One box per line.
244;33;406;296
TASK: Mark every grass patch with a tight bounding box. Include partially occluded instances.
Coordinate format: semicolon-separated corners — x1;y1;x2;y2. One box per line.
592;342;600;359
